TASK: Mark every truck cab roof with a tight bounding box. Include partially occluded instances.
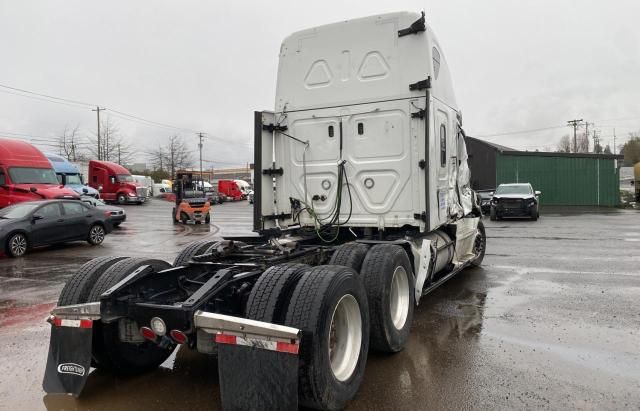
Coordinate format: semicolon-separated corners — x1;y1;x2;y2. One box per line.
276;11;457;113
0;138;54;168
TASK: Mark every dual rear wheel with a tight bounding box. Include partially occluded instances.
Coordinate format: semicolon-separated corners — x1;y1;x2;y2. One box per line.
244;243;417;409
58;256;176;374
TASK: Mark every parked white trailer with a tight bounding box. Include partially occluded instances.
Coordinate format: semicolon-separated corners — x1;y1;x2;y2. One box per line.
43;11;485;411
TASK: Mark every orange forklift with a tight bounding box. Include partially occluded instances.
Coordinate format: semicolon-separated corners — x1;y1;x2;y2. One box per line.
172;172;211;224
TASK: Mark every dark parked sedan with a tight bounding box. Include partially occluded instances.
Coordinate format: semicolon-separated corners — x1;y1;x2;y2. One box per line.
82;195;126;226
0;200;112;257
490;183;541;221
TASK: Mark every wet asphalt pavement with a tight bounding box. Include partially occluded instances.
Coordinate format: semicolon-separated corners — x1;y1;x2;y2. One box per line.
0;200;639;410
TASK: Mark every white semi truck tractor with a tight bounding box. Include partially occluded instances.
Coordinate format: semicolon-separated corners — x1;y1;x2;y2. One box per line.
43;11;485;410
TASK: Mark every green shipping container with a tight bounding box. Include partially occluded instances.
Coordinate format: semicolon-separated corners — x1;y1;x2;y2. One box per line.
496;154;620;206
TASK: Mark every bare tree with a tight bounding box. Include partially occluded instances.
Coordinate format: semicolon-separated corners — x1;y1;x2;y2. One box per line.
57;124;86;161
557;135;572;153
87;116;135;164
621;132;640;164
145;135;193;178
576;132;589;153
165;135;193;178
147;146;165;171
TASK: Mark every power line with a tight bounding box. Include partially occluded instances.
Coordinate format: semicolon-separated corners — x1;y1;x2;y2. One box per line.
0;82;210;137
474;124;566;138
0;83;93;107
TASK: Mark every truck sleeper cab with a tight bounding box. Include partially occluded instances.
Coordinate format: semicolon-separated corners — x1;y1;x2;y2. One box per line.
0;139;80;208
45;154;100;199
88;160;146;205
44;12;485;411
216;179;245;201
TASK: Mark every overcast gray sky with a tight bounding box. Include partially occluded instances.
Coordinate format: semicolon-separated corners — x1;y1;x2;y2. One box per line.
1;0;639;167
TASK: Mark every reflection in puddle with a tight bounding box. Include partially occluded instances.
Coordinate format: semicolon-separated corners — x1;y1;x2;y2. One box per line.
354;269;489;410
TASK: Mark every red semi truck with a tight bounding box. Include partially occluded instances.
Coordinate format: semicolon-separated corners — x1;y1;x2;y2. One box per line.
217;179;244;201
0;138;79;208
88;160;146;205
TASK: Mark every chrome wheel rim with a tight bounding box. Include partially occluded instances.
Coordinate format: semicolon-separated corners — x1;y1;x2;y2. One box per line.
90;226;105;244
10;235;27;256
390;266;410;330
328;294;361;382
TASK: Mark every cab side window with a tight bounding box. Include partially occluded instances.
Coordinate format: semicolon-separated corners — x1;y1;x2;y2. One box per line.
38;204;62;219
0;168;5;185
440;124;447;167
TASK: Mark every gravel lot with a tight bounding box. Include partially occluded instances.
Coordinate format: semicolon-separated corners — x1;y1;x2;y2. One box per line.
0;199;638;410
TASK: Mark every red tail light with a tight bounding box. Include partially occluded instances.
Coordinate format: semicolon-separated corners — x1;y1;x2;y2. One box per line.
104;211;112;217
140;326;157;341
170;329;188;344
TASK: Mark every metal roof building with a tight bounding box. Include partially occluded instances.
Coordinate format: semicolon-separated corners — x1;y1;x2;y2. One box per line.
465;137;623;206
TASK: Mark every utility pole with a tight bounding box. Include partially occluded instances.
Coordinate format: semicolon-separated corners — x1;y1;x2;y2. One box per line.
567;119;583;153
92;107;105;160
197;133;205;182
584;122;590;152
117;143;121;164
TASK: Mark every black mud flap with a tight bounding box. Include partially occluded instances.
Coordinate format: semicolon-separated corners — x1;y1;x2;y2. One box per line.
217;342;298;411
42;321;93;397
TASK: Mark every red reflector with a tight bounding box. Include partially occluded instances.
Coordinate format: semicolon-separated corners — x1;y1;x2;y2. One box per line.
215;333;237;345
276;341;299;354
140;326;156;341
79;319;93;329
51;317;92;328
170;329;188;344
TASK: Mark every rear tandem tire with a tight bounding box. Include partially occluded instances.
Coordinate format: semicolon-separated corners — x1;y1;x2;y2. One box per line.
245;263;310;324
284;265;369;410
359;244;415;353
329;242;370;273
58;256;128;306
88;257;175;374
173;240;220;267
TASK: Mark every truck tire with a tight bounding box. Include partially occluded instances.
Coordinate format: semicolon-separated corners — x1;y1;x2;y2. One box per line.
329;242;370;273
117;193;127;205
245;263;310;324
531;205;539;221
360;244;414;353
173;240;220;267
284;265;369;410
471;221;486;267
58;256;128;306
88;258;174;374
172;207;178;224
489;207;497;221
